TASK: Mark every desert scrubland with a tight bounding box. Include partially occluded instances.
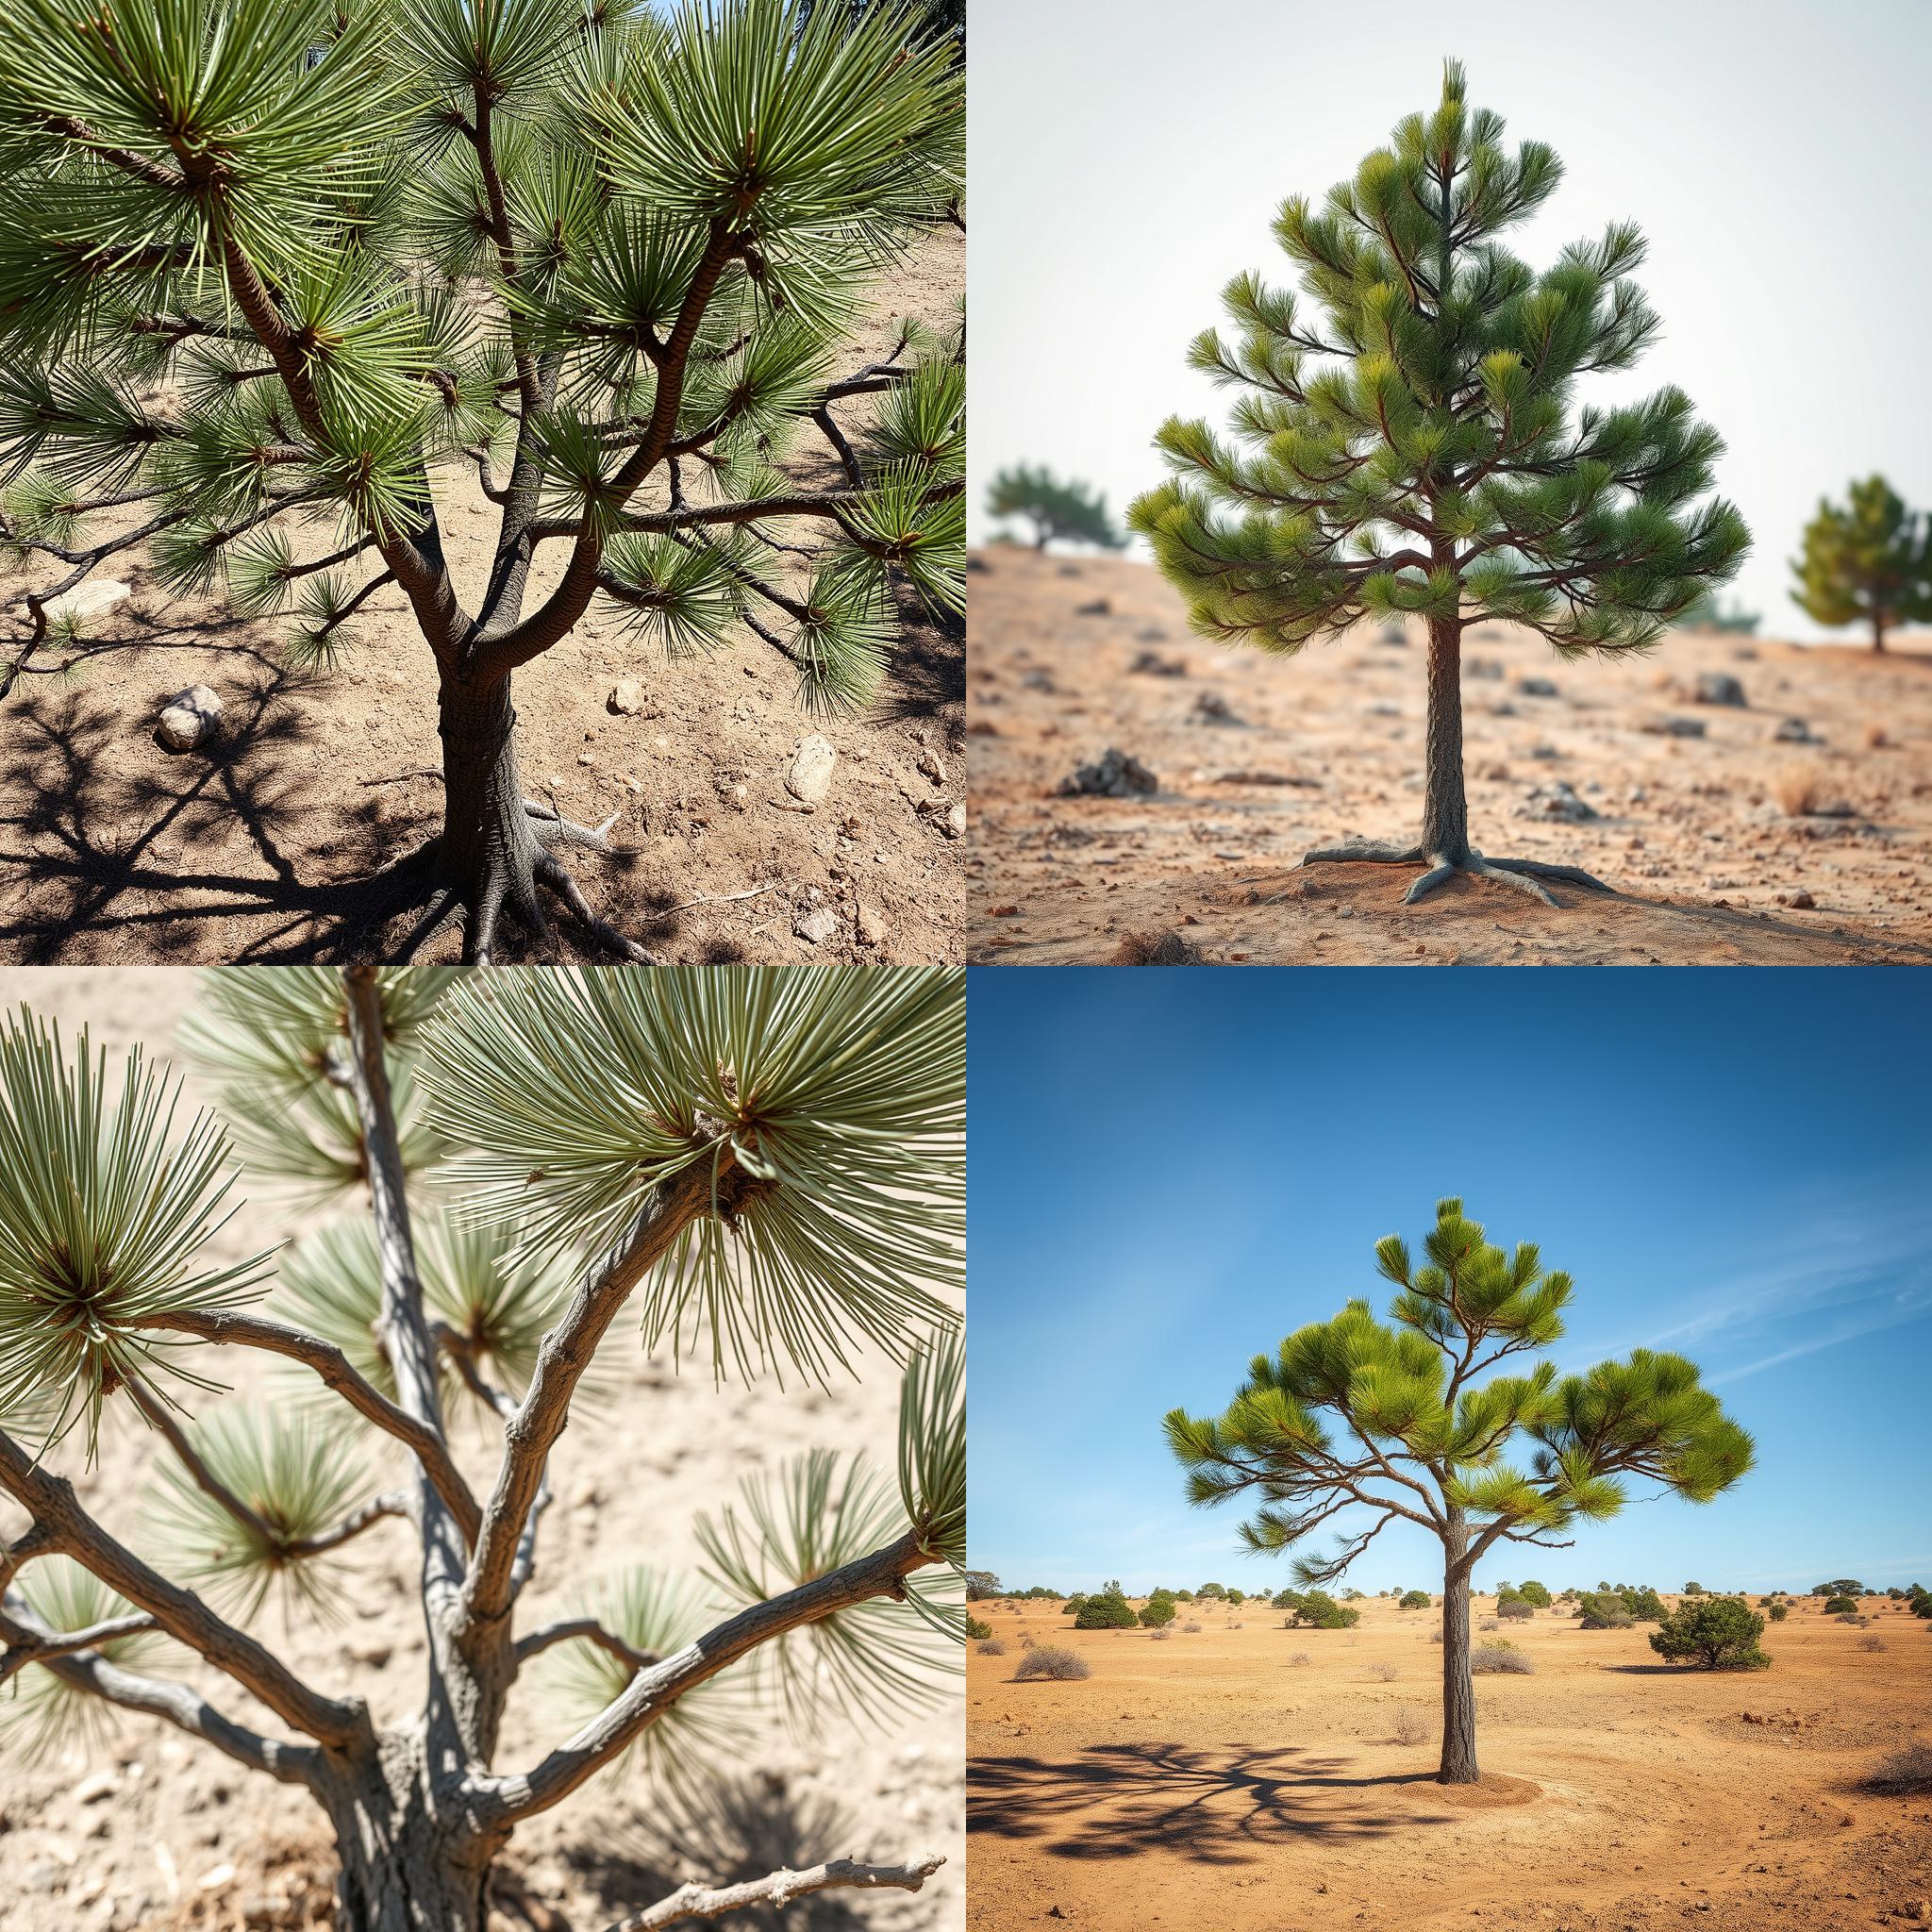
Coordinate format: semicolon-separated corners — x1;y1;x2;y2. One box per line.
967;1591;1932;1932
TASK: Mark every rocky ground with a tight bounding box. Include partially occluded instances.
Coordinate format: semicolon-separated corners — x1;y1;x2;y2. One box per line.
968;1592;1932;1932
0;237;964;968
0;969;964;1932
965;548;1932;966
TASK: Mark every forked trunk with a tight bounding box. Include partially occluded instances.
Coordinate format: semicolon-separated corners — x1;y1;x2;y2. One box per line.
1420;610;1470;864
319;1751;503;1932
436;669;544;951
1439;1508;1478;1785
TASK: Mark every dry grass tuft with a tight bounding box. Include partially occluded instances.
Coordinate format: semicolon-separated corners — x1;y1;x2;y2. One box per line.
1863;1740;1932;1795
977;1637;1007;1656
1392;1705;1430;1745
1472;1641;1535;1675
1772;758;1828;816
1181;1620;1202;1634
1014;1645;1090;1682
1371;1661;1398;1682
1287;1651;1312;1668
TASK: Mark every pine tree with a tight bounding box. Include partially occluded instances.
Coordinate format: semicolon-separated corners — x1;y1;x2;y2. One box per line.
1164;1197;1753;1785
1129;60;1749;905
0;964;964;1932
0;0;963;962
1790;475;1932;653
985;463;1127;552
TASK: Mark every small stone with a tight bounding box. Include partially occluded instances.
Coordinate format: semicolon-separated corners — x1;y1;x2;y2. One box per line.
1778;890;1816;909
1128;649;1187;676
916;747;945;784
943;802;967;840
154;684;222;754
1641;716;1706;738
856;903;890;947
575;753;594;767
1191;691;1242;725
786;732;838;805
41;577;130;627
1516;675;1559;697
1055;748;1157;798
1694;671;1747;707
74;1772;120;1805
1074;597;1111;616
1519;781;1599;823
198;1863;238;1891
607;678;646;715
346;1640;392;1668
1773;717;1818;743
1465;658;1504;680
793;904;840;945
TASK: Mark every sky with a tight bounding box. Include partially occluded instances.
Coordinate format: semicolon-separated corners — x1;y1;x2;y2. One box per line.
967;0;1932;641
967;969;1932;1601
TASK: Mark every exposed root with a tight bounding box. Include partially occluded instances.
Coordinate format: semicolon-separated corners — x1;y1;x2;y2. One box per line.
534;852;655;962
1304;840;1615;908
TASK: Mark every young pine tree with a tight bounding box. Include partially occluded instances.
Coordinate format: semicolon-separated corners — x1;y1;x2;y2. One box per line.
1129;61;1749;906
1790;475;1932;653
0;0;964;962
0;965;965;1932
985;464;1126;552
1164;1197;1754;1785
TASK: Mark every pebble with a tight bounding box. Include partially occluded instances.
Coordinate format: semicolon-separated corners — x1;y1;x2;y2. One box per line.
1516;675;1559;697
154;684;223;754
793;904;840;944
943;802;966;839
786;732;838;805
1694;671;1747;707
607;678;646;715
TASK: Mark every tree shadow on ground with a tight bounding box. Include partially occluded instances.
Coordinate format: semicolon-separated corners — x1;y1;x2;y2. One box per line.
561;1774;877;1931
873;576;963;729
970;1740;1446;1866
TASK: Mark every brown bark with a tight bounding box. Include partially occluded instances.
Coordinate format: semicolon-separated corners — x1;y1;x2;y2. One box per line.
1419;609;1470;863
1439;1507;1478;1785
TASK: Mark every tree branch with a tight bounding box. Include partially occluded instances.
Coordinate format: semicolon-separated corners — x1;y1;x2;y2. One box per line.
513;1618;658;1673
603;1855;944;1932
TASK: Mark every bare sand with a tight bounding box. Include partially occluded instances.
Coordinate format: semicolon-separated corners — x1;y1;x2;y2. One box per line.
0;969;963;1932
965;548;1932;965
0;235;964;969
967;1593;1931;1932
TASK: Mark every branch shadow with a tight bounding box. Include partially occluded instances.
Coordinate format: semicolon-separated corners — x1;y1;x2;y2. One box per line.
872;575;963;729
559;1774;878;1931
970;1740;1444;1866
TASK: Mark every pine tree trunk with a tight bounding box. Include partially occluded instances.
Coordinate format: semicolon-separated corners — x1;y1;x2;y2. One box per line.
1419;610;1471;863
1439;1508;1478;1785
321;1755;501;1932
436;668;544;955
1872;613;1888;653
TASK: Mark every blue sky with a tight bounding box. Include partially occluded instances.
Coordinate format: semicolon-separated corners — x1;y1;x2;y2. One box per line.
968;970;1932;1599
968;0;1932;641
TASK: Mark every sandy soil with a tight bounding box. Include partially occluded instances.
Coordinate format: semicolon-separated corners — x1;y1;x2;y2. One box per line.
0;234;964;969
964;548;1932;965
0;969;964;1932
967;1593;1932;1932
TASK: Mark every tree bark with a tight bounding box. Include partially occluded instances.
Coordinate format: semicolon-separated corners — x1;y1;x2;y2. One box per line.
435;668;544;957
1419;609;1470;863
1872;612;1888;653
1439;1507;1478;1785
320;1750;502;1932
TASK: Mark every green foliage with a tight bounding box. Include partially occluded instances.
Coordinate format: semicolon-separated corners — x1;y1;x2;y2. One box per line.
964;1570;1001;1602
1648;1595;1770;1671
1790;476;1932;648
1062;1594;1086;1617
0;1008;274;1457
1226;1588;1246;1606
1130;60;1748;659
1496;1593;1532;1620
1621;1586;1667;1622
1400;1589;1432;1609
1815;1579;1866;1597
418;966;963;1383
1196;1581;1226;1599
1074;1585;1138;1631
1677;588;1760;634
1575;1591;1633;1629
1683;1581;1706;1595
1138;1592;1177;1629
1767;1601;1789;1622
1824;1594;1859;1617
964;1615;992;1641
1907;1585;1932;1619
1515;1579;1551;1607
1290;1590;1358;1629
985;463;1126;552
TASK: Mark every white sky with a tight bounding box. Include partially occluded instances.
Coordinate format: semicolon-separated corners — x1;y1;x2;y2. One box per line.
967;0;1932;640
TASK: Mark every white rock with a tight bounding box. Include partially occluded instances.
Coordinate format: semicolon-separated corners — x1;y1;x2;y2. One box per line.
607;678;646;716
42;578;130;627
154;685;222;754
786;733;838;806
943;801;967;840
74;1772;119;1805
793;905;840;945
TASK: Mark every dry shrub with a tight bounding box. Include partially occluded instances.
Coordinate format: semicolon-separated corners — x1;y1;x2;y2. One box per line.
1863;1741;1932;1795
1860;1635;1886;1652
1287;1651;1312;1668
1427;1629;1444;1643
1472;1641;1534;1674
1182;1621;1202;1633
1371;1661;1398;1682
1478;1618;1499;1632
977;1637;1007;1657
1230;1620;1244;1628
1014;1645;1090;1682
1863;721;1889;749
1772;758;1827;816
1392;1705;1429;1745
1150;1624;1173;1641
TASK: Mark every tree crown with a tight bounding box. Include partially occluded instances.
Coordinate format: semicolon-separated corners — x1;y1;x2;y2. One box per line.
1128;59;1748;658
1790;475;1932;636
985;462;1125;551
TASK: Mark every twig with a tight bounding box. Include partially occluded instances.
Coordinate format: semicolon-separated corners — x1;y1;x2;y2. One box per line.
603;1855;944;1932
658;882;789;915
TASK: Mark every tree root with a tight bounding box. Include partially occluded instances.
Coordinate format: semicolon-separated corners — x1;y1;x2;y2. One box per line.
366;802;658;965
1300;843;1614;908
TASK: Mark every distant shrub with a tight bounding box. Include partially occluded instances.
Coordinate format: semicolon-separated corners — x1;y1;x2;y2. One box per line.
1649;1596;1770;1670
1174;1590;1194;1603
1824;1595;1858;1617
1287;1650;1311;1667
1860;1635;1887;1652
1622;1587;1668;1622
1226;1589;1246;1606
1497;1596;1533;1621
1516;1580;1553;1608
1767;1601;1789;1622
1477;1619;1499;1632
1472;1641;1534;1674
1272;1589;1305;1613
1400;1590;1432;1610
1062;1594;1085;1617
966;1616;992;1641
1392;1705;1429;1745
1862;1741;1932;1795
1576;1591;1634;1629
1371;1661;1398;1682
1683;1581;1706;1596
1182;1620;1202;1633
1197;1582;1227;1600
1014;1645;1090;1682
1291;1591;1360;1629
977;1638;1007;1656
1139;1591;1177;1628
1075;1590;1137;1631
1427;1628;1443;1643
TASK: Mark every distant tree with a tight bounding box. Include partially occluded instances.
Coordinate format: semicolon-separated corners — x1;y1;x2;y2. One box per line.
1139;1592;1177;1628
1824;1594;1859;1617
1074;1583;1137;1630
1062;1593;1086;1617
966;1570;1002;1600
1167;1199;1753;1784
1129;60;1748;908
1576;1591;1634;1629
1683;1581;1706;1595
1197;1581;1228;1600
1677;587;1760;634
1766;1600;1789;1622
1272;1588;1304;1612
1621;1586;1667;1622
1288;1591;1359;1629
1174;1589;1195;1602
1401;1589;1433;1610
1226;1588;1246;1606
985;463;1126;552
1817;1578;1866;1598
1790;476;1932;652
1516;1579;1552;1607
1649;1596;1769;1670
